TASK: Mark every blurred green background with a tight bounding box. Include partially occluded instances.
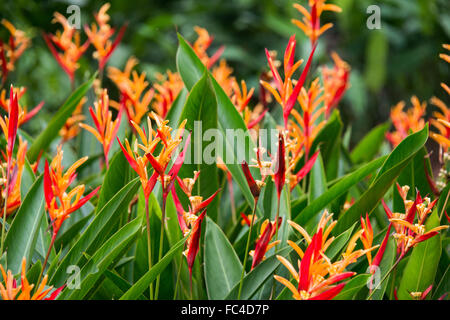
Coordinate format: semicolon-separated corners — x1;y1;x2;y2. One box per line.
0;0;449;146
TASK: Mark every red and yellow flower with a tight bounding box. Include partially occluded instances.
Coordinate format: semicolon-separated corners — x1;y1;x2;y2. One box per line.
108;57;154;125
44;147;100;238
84;3;126;73
80;89;122;168
386;96;426;147
0;86;43;127
59;97;86;142
43;12;90;86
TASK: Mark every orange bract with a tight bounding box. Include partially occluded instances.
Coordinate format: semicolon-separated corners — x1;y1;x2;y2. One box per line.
322;52;350;117
60;97;86;142
108;57;154;125
0;258;63;300
152;70;184;119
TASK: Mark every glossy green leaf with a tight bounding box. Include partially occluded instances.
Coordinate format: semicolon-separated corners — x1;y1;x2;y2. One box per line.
4;175;45;274
333;274;371;300
204;217;242;299
350;122;390;164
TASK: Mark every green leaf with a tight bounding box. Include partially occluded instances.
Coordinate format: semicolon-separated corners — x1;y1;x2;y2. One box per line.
27;74;95;162
120;235;187;300
397;211;442;299
350;122;390;164
204;217;242;299
334;125;429;234
178;72;220;220
333;274;371;300
4;175;45;274
294;156;386;226
325;223;355;260
51;178;140;286
61;217;142;299
96;150;130;214
225;246;291;300
308;152;327;203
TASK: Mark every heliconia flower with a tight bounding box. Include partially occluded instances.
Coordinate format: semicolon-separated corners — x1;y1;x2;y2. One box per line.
291;0;342;45
108;57;154;125
80;89;122;168
60;97;86;143
382;185;447;257
386;96;426;147
0;136;27;216
191;26;224;70
152;70;184;119
322;52;350;117
250;218;282;269
273;131;286;201
212;59;235;97
43;12;90;86
261;36;317;128
275;228;354;300
0;258;64;300
0;19;30;84
0;86;44;127
44;148;100;238
84;3;127;73
289;78;326;158
287;210;376;276
408;285;434;300
185;209;207;280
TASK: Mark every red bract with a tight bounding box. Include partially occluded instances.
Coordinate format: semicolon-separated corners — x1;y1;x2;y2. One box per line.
241;160;260;199
290;150;319;190
273;132;286;201
251;218;282;269
186;209;206;279
7;86;18;163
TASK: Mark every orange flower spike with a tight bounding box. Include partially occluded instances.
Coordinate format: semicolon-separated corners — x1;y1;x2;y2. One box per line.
232;79;255;113
322;52;351;117
80;89;122;168
0;258;63;300
0;20;30;83
84;3;126;73
386;96;427;147
191;26;224;69
292;0;342;45
43;12;90;85
108;57;154;124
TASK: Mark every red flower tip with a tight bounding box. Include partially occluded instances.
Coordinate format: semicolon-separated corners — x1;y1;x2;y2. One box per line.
241;160;260;199
187;209;207;277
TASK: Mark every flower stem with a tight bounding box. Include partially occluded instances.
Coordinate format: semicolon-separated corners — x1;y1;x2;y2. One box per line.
237;198;258;300
37;232;57;289
154;195;167;300
173;253;184;300
145;197;154;300
0;161;11;254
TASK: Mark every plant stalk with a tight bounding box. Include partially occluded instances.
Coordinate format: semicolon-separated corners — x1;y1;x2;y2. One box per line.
145;197;154;300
